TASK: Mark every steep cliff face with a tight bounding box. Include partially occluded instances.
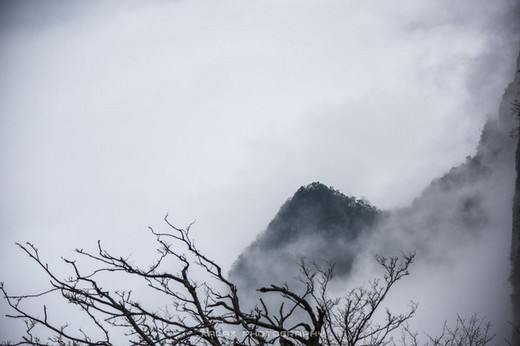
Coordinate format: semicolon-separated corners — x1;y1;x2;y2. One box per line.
510;47;520;345
231;104;516;287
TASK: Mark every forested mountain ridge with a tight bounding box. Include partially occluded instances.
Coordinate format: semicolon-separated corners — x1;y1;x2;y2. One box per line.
230;182;380;286
256;182;379;250
508;46;520;344
231;69;518;300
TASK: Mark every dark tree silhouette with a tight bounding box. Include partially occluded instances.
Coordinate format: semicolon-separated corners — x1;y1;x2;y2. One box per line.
0;217;494;345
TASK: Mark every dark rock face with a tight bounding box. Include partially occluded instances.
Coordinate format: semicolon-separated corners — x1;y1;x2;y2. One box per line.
510;47;520;345
513;131;520;345
256;182;379;250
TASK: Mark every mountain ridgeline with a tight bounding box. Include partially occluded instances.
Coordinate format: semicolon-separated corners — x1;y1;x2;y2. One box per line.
230;182;380;287
231;113;516;290
231;50;519;329
509;47;520;344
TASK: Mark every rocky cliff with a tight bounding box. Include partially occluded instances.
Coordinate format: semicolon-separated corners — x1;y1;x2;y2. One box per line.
510;46;520;345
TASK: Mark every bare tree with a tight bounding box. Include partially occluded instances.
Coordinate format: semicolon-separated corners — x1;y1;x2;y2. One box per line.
316;255;417;346
401;314;495;346
0;216;492;346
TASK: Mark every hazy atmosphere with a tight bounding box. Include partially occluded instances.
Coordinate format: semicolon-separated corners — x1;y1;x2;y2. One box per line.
1;0;520;343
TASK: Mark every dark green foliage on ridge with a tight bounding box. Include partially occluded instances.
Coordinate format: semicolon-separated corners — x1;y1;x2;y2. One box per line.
230;182;380;284
259;182;379;250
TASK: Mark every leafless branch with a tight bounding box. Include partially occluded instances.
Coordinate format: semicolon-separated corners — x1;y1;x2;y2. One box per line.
1;218;495;346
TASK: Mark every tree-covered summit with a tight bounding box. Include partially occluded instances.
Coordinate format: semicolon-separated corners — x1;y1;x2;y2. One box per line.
230;182;380;284
259;182;379;249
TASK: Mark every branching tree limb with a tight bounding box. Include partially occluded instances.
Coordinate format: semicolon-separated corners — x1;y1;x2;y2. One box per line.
0;217;495;345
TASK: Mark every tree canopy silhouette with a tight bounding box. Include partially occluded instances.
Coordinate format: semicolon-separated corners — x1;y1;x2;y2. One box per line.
1;217;494;345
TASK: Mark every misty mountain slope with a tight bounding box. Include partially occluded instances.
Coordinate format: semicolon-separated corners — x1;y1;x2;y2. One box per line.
406;73;517;247
367;117;515;261
230;182;380;287
231;103;517;293
356;61;519;341
257;182;379;249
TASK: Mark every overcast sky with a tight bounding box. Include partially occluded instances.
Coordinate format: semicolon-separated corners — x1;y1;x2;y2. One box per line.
0;0;520;340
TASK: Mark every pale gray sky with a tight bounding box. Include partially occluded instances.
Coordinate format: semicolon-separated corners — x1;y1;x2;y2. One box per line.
0;0;519;341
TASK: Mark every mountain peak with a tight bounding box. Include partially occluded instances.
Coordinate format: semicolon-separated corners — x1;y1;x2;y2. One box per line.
261;182;378;248
229;182;379;286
